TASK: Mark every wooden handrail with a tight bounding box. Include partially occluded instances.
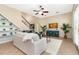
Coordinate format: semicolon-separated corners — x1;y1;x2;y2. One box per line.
22;20;29;26
21;16;31;25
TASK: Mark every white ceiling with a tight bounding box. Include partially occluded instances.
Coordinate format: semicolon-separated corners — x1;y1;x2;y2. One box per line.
6;4;73;18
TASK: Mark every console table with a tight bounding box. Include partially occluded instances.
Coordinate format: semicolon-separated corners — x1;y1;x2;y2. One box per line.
46;30;59;37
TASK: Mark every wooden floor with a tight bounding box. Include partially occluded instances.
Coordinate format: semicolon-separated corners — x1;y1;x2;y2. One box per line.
58;38;78;55
0;38;78;55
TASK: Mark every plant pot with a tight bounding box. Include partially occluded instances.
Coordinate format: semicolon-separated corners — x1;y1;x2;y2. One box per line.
64;33;67;39
42;32;45;37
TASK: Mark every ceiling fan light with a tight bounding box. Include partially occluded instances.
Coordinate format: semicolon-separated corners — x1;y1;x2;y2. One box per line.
43;11;48;13
41;13;44;15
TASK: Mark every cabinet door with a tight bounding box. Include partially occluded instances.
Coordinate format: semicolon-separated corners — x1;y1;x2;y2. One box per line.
55;31;59;37
47;30;59;37
48;31;52;36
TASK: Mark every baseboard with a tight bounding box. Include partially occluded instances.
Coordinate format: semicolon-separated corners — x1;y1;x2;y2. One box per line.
0;39;12;44
0;36;15;44
75;44;79;54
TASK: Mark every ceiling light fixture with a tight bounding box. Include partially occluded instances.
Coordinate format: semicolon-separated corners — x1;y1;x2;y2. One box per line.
33;5;49;16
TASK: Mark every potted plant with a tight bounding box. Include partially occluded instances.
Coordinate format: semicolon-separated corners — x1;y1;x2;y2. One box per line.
61;23;71;39
40;25;47;37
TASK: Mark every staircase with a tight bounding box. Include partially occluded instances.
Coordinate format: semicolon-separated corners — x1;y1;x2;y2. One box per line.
0;5;30;30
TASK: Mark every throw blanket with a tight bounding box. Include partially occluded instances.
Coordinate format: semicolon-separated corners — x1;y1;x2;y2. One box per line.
22;33;39;43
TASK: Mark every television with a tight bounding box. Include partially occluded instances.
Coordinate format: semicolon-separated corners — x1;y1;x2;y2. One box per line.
49;23;58;28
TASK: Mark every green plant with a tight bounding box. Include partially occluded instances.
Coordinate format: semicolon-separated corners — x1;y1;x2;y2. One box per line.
40;25;47;36
61;23;71;39
41;25;47;32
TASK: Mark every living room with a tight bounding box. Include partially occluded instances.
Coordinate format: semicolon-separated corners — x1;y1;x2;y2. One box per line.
0;4;78;55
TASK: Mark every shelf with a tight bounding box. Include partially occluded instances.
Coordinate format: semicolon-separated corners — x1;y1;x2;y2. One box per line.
0;31;16;32
0;35;15;38
0;26;15;27
0;19;8;21
0;18;7;20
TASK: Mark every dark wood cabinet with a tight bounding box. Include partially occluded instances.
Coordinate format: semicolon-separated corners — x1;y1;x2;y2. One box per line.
46;30;59;37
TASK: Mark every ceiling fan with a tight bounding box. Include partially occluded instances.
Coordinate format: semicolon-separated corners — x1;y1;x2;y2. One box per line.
33;5;49;16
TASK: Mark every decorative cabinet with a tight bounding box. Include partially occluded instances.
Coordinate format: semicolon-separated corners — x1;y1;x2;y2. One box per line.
46;30;59;37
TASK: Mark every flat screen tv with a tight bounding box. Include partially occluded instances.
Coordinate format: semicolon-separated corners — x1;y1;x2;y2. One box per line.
49;23;58;28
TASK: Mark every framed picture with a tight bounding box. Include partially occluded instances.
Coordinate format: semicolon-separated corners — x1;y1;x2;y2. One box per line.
49;23;58;28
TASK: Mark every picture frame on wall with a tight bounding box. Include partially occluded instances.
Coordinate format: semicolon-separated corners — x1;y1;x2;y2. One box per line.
49;23;58;29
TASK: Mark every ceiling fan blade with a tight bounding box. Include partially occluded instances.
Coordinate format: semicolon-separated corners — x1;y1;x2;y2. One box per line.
39;5;44;10
43;11;49;13
39;5;42;8
35;13;39;15
33;10;39;12
41;8;44;10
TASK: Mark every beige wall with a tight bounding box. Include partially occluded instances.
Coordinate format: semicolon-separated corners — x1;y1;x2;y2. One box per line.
0;5;36;30
37;12;72;38
21;12;36;24
38;12;72;28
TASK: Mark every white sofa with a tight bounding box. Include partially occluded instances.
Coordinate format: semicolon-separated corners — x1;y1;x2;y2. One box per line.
13;32;47;55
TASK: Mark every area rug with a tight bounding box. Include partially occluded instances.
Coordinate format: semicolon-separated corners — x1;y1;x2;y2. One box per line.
45;39;62;55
